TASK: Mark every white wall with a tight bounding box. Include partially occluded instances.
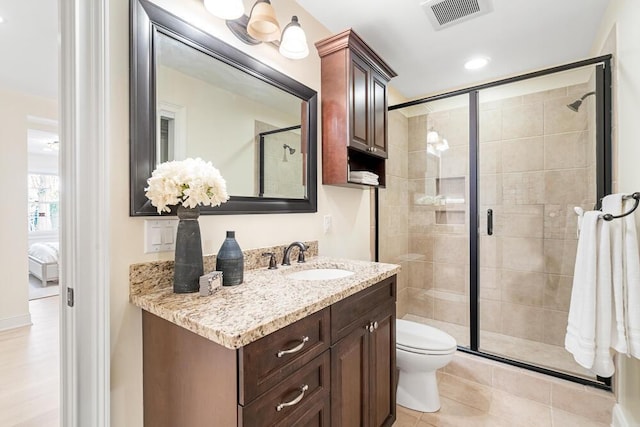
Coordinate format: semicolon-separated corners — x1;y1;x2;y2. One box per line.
592;1;640;425
0;88;57;330
109;0;372;425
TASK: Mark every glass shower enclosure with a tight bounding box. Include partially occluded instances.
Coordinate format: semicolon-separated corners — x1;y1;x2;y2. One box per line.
378;55;612;387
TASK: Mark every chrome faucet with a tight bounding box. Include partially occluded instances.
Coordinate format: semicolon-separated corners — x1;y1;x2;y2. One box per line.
282;242;308;266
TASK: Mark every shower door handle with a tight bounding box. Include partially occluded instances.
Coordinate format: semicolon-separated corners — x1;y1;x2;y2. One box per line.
487;209;493;236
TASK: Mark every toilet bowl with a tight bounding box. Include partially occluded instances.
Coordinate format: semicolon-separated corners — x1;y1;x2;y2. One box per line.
396;319;457;413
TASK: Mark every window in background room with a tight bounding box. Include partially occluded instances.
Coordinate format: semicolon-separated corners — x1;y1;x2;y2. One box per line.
28;174;60;232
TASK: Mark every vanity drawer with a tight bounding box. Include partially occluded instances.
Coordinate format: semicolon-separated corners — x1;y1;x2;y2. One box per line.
238;351;331;427
239;307;330;404
331;276;396;343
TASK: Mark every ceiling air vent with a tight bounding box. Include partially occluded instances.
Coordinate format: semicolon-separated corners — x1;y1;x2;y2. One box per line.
421;0;493;31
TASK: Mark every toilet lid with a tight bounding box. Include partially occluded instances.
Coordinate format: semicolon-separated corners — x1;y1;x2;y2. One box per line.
396;319;457;354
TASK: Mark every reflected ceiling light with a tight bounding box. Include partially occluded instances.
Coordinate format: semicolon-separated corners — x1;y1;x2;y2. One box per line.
204;0;244;20
279;16;309;59
247;0;281;42
0;16;4;24
435;138;449;152
427;129;439;143
464;56;490;70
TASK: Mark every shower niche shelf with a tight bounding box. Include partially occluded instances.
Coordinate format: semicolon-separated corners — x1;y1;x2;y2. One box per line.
436;176;465;204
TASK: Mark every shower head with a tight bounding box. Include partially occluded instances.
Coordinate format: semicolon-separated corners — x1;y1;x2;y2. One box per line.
566;91;596;112
283;144;295;155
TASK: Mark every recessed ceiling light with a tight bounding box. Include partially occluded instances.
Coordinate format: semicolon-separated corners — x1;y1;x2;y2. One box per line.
464;56;490;70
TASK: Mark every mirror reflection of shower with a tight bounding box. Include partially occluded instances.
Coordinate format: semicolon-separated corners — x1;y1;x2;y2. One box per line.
282;144;296;162
566;91;595;112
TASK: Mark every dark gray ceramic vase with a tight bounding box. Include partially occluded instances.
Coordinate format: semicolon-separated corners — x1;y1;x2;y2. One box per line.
173;205;204;293
216;231;244;286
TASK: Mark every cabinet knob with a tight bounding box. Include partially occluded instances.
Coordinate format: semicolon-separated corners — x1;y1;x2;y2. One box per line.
366;322;374;333
373;321;378;330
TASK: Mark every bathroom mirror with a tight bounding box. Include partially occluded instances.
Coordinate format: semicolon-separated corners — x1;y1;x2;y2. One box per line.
130;0;317;215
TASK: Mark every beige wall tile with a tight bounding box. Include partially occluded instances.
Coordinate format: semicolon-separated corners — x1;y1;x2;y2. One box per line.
544;169;589;205
408;114;427;152
551;382;615;424
501;237;545;272
502;103;543;139
544;239;577;275
397;288;409;319
480;299;501;333
494;207;543;238
434;235;469;265
544;95;588;134
544;131;588;170
434;295;469;326
388;142;409;179
543;274;573;311
502;171;545;205
489;389;552;427
501;137;544;173
478;174;503;205
500;270;545;306
409;150;428;179
409;234;434;262
406;287;434;317
389;110;409;151
438;372;492;412
491;366;551;404
444;353;494;386
522;87;567;104
409;206;436;235
479;235;501;269
543;309;568;346
439;146;468;178
501;302;545;341
479;109;502;143
434;263;467;294
408;261;434;289
479;267;501;301
479;141;501;174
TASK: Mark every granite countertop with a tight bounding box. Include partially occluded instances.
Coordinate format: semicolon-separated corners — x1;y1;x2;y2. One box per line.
130;256;400;350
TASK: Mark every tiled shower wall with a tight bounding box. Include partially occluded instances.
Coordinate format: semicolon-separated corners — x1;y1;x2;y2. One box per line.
383;82;596;350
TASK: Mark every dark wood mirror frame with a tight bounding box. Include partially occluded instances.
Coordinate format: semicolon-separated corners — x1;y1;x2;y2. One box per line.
130;0;317;216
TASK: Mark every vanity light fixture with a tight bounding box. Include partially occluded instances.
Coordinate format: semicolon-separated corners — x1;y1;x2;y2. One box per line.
208;0;310;59
203;0;244;20
427;129;439;143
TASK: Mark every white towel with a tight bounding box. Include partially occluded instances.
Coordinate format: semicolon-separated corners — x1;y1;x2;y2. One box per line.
602;194;628;354
566;211;600;369
624;197;640;358
592;214;614;376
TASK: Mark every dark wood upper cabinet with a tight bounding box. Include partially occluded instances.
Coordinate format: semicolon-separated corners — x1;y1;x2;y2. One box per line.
315;29;397;188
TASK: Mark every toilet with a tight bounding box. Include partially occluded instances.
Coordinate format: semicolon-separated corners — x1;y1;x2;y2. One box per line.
396;319;457;412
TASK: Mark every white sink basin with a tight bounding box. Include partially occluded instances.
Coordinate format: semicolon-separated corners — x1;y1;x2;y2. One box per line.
286;268;355;281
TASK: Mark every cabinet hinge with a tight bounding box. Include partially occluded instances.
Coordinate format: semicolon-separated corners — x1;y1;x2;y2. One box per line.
67;287;75;307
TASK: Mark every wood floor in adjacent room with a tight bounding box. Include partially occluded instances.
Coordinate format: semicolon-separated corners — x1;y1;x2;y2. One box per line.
0;296;59;427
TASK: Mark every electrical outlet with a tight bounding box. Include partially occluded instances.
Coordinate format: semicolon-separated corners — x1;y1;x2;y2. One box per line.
323;215;332;234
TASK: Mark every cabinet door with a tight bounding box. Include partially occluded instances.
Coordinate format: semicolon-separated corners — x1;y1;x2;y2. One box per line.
349;53;371;153
370;72;388;158
369;305;396;427
331;324;369;426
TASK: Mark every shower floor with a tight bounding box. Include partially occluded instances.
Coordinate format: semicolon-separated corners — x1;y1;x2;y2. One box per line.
403;314;595;380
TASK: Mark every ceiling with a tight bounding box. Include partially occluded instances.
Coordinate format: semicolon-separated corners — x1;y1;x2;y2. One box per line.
296;0;611;100
0;0;611;103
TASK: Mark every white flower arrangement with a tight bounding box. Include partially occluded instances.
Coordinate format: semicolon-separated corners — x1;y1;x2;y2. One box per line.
145;157;230;213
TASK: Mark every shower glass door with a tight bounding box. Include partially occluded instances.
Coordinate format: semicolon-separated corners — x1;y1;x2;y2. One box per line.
476;65;603;380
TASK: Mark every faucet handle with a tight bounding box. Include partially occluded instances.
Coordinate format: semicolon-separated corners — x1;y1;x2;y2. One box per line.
262;252;278;270
297;244;307;263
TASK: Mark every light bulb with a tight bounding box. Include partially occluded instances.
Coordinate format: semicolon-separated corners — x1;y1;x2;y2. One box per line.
279;16;309;59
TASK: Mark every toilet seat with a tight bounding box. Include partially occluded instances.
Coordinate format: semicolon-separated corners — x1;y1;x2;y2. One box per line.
396;319;457;355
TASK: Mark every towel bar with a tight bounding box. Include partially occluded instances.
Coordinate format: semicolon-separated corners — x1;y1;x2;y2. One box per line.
600;192;640;221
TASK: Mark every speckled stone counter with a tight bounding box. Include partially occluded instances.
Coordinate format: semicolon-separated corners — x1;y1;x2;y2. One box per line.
130;256;400;349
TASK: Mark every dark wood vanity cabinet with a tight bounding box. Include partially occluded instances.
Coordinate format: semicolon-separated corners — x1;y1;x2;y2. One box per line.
316;29;396;188
330;277;396;427
142;276;396;427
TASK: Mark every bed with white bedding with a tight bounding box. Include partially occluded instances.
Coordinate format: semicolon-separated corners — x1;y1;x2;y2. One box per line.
28;242;59;285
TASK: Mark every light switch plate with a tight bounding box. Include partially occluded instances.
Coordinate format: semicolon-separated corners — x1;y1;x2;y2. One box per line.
144;219;179;253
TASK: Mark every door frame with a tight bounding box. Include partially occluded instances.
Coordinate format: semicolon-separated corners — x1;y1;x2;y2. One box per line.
60;0;110;425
